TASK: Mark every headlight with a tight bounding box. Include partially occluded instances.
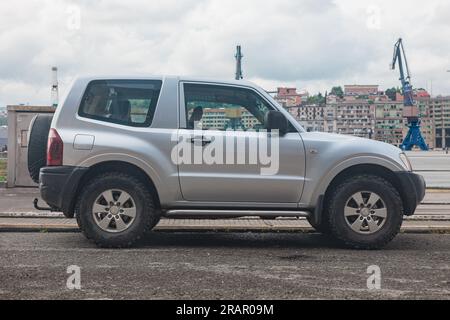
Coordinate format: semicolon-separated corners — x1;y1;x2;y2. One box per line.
399;153;412;171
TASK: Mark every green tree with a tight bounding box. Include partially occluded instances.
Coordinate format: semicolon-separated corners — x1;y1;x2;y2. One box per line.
330;86;344;98
385;87;400;101
307;93;326;105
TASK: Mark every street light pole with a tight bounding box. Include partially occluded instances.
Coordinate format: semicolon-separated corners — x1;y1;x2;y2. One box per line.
235;45;243;80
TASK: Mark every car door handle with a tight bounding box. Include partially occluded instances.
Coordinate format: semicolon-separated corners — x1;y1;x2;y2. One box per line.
190;137;212;146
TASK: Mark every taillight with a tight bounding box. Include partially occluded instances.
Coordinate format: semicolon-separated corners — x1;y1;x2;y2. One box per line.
47;128;63;166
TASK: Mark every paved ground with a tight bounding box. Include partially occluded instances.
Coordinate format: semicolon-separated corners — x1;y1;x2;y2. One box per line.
0;232;448;300
407;151;450;188
1;157;449;300
1;217;449;234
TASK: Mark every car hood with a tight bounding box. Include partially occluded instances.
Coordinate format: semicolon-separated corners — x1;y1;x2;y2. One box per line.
300;132;406;171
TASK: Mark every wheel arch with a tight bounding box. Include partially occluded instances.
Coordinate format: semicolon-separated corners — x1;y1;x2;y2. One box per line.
69;161;161;217
322;164;405;212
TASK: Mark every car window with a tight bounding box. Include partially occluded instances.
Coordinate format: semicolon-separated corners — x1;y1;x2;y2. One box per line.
183;83;274;131
79;80;162;127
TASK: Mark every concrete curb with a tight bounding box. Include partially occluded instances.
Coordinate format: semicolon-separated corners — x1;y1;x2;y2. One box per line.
399;226;450;234
1;212;450;221
421;203;450;205
0;225;80;233
1;223;449;234
0;212;66;218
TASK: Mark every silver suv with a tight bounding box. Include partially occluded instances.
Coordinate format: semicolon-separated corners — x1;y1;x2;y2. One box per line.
28;76;425;248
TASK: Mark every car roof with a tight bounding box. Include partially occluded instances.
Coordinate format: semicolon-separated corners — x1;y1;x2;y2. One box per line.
75;75;256;87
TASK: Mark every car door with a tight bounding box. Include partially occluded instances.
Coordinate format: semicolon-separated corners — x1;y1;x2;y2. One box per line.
176;82;306;204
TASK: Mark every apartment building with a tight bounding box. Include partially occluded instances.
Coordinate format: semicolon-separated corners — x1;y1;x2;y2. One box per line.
275;85;440;148
373;102;404;147
325;100;375;138
348;99;435;148
344;85;379;96
429;96;450;149
287;104;326;132
274;87;307;107
287;99;433;147
200;108;260;130
288;100;375;138
415;96;435;149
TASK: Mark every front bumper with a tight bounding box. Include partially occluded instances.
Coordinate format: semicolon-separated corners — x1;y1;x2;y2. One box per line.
39;166;89;218
395;171;426;216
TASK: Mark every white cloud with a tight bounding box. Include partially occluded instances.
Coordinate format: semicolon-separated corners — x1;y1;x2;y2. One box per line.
0;0;450;107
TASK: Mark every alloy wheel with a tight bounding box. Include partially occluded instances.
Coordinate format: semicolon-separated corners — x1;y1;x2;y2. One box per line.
92;189;137;233
344;191;387;234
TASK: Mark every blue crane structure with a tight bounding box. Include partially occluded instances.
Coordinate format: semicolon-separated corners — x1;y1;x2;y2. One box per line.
391;38;429;151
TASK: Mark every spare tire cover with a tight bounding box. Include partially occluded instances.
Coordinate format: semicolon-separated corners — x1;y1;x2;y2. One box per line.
27;114;53;183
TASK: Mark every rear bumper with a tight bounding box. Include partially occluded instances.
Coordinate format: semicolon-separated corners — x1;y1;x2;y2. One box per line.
395;171;426;216
39;166;88;217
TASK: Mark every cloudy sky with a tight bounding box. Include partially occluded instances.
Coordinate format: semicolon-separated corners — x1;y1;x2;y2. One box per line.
1;0;450;108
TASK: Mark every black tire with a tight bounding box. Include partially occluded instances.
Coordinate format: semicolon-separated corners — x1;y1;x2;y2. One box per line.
307;216;331;234
327;175;403;249
27;114;53;183
76;172;160;248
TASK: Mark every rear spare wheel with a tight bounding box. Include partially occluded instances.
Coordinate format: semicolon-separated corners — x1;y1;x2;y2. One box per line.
27;114;53;183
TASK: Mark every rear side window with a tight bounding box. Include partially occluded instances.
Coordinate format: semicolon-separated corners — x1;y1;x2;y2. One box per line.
79;80;162;127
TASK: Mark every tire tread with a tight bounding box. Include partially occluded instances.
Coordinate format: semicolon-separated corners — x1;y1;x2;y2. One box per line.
76;172;159;248
327;174;403;249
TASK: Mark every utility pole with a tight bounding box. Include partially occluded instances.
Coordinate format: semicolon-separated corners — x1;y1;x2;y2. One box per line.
235;45;243;80
51;66;59;108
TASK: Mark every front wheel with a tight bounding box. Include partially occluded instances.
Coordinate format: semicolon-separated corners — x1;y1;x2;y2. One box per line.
76;173;160;248
327;175;403;249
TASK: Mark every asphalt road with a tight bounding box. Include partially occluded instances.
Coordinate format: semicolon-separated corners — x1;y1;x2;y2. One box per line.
0;232;449;300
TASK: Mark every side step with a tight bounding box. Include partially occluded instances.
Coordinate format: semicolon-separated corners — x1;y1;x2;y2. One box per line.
164;209;311;219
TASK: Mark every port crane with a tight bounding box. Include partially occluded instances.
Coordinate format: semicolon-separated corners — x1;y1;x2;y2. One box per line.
391;38;428;150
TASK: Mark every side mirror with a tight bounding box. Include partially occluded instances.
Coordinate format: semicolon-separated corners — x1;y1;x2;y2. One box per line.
265;110;288;136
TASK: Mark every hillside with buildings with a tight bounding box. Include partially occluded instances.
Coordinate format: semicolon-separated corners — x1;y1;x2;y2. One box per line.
273;85;450;150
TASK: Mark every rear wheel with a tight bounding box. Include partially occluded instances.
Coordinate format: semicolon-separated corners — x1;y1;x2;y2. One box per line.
76;172;160;248
327;175;403;249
